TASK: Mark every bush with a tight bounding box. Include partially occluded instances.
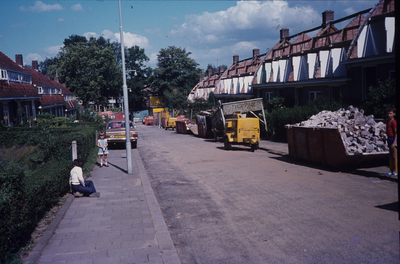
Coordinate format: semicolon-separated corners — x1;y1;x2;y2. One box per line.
0;125;98;263
361;78;396;119
0;160;72;263
0;163;29;263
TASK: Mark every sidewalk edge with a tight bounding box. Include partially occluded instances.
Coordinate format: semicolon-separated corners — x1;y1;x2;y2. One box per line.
133;149;181;264
25;194;74;264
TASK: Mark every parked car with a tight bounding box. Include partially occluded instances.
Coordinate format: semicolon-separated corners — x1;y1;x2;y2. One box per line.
106;120;138;148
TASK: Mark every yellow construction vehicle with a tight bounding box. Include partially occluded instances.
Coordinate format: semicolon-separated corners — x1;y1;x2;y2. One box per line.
224;114;260;152
165;117;177;130
211;98;267;152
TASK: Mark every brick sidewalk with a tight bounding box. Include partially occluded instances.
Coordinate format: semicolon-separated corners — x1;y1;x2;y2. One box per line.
32;148;180;264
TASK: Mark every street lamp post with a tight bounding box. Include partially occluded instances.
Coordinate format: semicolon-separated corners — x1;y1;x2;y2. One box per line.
118;0;133;174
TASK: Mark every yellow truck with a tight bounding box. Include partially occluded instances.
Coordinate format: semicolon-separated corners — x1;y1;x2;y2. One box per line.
211;98;267;152
224;114;260;152
165;117;177;130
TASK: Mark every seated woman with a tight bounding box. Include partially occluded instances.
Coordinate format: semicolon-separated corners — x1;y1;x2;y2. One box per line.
69;159;100;197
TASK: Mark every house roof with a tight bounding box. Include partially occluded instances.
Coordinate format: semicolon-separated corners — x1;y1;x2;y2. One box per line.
39;94;66;107
0;52;25;72
65;99;78;109
24;68;54;87
0;81;40;99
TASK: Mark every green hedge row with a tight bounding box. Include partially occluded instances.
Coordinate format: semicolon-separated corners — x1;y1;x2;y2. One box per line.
0;160;71;262
0;127;97;263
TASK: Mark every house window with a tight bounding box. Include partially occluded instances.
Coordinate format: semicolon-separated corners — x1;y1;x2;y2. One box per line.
0;69;7;80
265;92;274;101
309;91;322;101
37;86;43;94
8;72;18;82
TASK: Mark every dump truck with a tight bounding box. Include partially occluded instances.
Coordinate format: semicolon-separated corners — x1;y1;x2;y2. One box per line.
211;98;267;152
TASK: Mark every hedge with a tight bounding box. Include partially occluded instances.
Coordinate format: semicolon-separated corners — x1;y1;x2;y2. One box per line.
0;126;97;263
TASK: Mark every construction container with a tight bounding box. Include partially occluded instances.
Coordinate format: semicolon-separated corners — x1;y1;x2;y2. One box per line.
286;125;388;168
197;113;214;138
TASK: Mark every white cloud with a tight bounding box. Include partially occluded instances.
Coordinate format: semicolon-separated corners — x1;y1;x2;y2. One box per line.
58;18;65;23
343;7;356;16
71;4;84;12
117;32;149;49
83;32;99;40
170;1;320;48
83;30;150;49
26;53;44;63
19;1;65;12
148;53;158;67
42;45;63;56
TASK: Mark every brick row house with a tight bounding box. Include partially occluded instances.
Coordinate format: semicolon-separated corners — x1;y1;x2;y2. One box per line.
0;52;78;126
188;0;395;108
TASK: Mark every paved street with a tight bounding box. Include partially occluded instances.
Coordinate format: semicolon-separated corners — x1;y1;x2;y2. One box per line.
137;124;399;264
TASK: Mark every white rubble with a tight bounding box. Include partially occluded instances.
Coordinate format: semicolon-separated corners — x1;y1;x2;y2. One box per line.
297;106;388;154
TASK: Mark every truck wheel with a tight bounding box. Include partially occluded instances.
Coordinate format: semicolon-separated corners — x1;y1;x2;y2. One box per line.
251;144;256;152
132;141;137;149
224;137;231;150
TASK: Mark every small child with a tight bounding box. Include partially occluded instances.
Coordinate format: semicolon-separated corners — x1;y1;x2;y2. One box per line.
97;132;109;167
385;106;397;177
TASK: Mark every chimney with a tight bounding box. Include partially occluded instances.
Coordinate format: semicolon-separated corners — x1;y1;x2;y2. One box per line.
32;61;39;71
219;66;225;73
233;55;239;64
322;10;334;27
280;28;289;41
253;48;260;59
208;69;212;77
45;74;50;80
15;54;23;67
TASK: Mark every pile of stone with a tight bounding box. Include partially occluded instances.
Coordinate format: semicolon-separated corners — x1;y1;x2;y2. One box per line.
297;106;388;154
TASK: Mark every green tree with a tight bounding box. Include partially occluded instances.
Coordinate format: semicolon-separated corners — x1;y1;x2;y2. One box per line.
149;46;202;109
125;45;153;112
46;35;122;108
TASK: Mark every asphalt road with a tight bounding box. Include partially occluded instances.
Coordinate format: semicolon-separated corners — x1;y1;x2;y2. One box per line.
136;124;399;264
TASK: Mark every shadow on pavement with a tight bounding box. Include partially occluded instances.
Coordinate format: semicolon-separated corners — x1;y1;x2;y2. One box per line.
269;155;397;182
375;201;398;212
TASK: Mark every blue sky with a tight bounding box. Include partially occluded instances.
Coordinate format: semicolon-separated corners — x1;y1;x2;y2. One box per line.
1;0;376;70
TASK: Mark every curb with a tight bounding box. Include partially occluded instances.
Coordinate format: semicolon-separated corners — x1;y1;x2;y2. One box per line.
134;149;182;264
259;147;288;156
25;194;75;264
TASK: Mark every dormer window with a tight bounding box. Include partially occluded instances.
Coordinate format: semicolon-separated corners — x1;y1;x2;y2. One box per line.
0;69;7;80
37;86;43;94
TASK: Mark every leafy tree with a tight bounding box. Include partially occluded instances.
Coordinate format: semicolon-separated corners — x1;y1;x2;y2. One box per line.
125;45;153;112
46;35;122;108
149;46;202;109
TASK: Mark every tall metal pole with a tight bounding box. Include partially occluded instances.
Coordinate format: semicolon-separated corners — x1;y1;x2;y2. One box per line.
118;0;133;174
